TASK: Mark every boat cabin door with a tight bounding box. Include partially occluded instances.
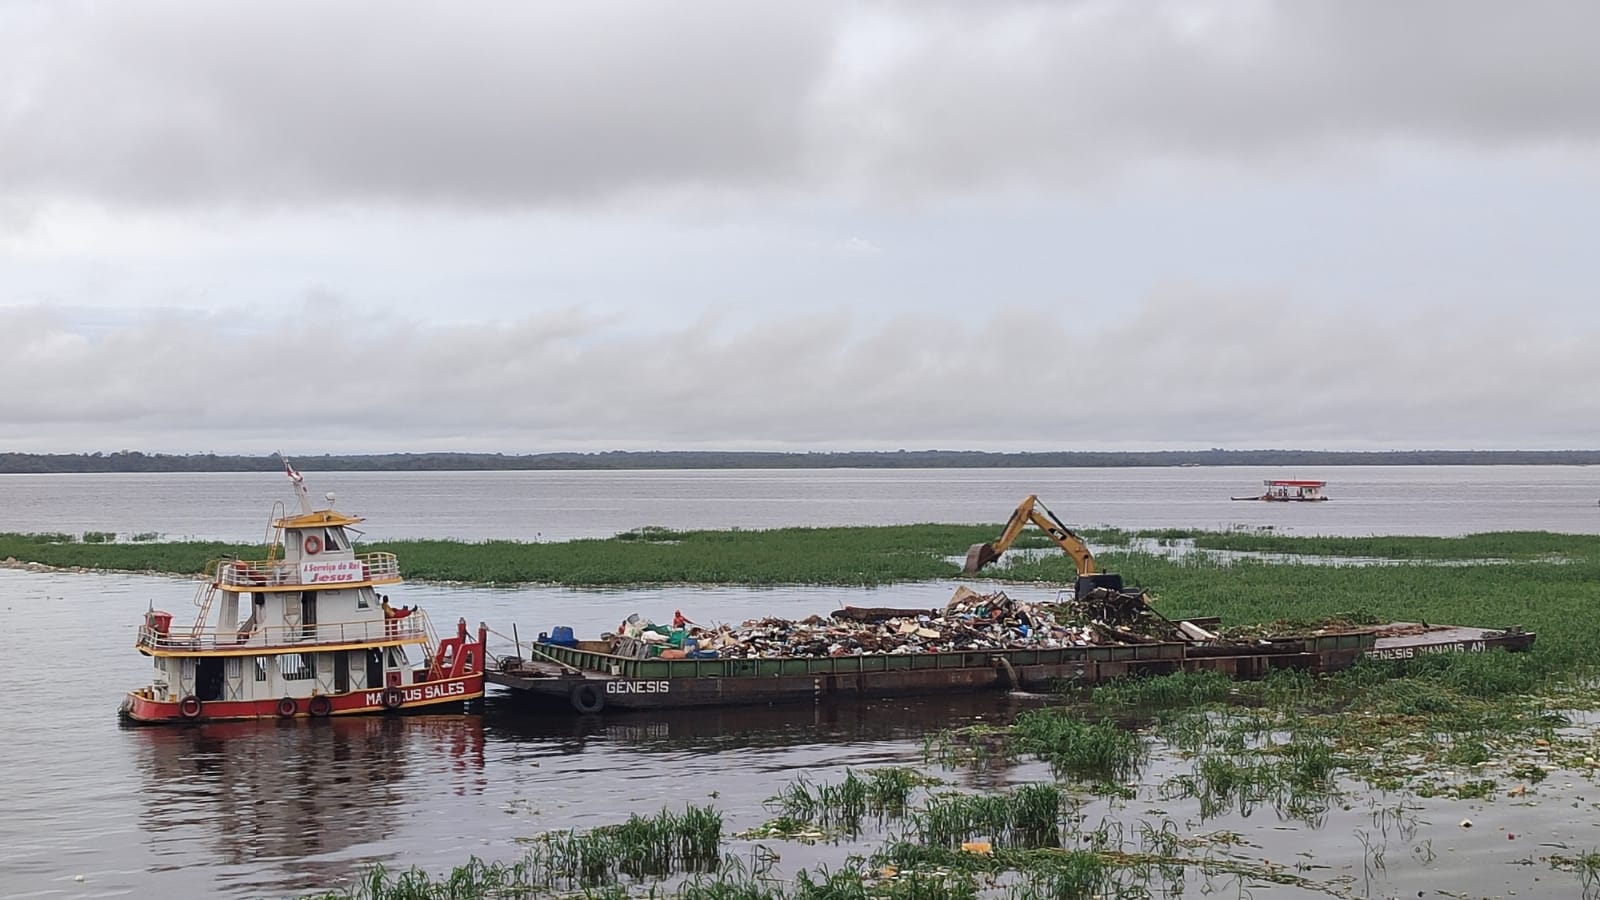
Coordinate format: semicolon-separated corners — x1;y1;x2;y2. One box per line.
365;649;383;690
299;590;318;641
196;656;225;701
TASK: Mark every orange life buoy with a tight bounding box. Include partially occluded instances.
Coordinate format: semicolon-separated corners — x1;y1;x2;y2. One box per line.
304;534;322;555
276;697;297;718
179;695;202;719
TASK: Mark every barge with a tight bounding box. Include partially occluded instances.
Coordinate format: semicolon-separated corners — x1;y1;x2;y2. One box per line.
488;619;1534;714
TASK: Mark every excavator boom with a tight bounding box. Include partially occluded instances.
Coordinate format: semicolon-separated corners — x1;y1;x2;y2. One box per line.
962;495;1097;575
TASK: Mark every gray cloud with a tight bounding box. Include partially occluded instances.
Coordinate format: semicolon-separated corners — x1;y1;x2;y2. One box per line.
822;1;1600;192
4;1;1599;211
3;294;1595;453
0;1;838;209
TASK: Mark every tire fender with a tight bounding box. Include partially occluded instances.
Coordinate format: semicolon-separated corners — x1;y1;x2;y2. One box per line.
570;682;605;714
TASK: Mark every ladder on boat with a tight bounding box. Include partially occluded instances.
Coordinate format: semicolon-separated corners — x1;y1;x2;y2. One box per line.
189;582;217;642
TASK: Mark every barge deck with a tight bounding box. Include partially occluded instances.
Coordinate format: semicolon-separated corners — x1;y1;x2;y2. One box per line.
486;622;1533;714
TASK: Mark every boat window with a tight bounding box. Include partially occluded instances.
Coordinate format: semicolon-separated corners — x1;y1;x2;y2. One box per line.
323;527;347;552
279;653;316;680
254;658;268;682
225;657;241;680
356;591;371;610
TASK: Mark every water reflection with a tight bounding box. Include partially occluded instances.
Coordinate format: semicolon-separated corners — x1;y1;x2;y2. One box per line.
132;716;485;877
482;691;1053;793
485;691;1037;748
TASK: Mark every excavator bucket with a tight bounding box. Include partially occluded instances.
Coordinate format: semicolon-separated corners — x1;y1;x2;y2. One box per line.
963;542;1001;574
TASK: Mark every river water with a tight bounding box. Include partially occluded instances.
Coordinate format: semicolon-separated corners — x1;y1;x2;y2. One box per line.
3;467;1599;898
2;465;1598;542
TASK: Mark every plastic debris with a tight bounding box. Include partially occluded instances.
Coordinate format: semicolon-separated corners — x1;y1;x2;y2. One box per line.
602;585;1185;660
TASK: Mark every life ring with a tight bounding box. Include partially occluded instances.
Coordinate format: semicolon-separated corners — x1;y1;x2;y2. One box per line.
308;695;333;717
178;695;202;719
570;682;605;714
303;534;323;555
276;697;298;718
381;687;405;711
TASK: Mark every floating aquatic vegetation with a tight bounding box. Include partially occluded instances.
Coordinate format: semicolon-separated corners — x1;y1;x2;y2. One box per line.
765;767;939;836
1010;710;1148;784
913;784;1064;849
518;804;723;887
1090;670;1233;709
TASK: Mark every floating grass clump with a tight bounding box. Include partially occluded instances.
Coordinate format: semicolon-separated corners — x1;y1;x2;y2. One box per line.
914;784;1063;849
766;767;939;835
926;714;1145;788
735;816;836;843
1090;671;1233;709
1010;710;1147;783
521;803;722;887
1008;851;1108;900
309;858;537;900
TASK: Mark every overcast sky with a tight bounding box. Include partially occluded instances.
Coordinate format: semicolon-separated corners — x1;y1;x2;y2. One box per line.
4;1;1598;454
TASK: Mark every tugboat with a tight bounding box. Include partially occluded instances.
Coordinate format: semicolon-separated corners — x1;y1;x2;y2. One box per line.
120;457;486;723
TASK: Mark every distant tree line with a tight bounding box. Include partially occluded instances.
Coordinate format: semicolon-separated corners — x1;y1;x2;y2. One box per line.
3;448;1600;474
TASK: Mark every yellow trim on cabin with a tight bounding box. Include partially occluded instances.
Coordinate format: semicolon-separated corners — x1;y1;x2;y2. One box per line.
274;510;364;529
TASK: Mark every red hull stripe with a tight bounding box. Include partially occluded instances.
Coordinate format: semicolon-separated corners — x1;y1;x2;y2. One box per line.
123;675;483;723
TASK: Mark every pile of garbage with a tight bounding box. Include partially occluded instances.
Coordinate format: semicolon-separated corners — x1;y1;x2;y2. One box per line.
603;585;1181;660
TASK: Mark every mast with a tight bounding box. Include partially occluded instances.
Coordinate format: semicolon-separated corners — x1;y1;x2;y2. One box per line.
277;451;315;516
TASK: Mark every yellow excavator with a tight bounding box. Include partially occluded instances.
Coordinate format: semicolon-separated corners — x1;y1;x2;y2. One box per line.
963;494;1133;599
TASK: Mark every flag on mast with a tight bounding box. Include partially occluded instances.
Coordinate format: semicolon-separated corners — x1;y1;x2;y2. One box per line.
280;452;304;486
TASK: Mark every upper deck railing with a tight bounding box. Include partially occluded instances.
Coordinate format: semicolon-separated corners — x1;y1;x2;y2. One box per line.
214;552;401;588
136;609;433;654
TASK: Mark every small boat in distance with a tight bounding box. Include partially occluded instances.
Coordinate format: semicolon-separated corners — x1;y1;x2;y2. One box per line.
120;456;487;724
1232;479;1330;502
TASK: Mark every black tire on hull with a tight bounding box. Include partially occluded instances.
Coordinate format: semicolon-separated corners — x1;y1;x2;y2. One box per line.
570;682;605;714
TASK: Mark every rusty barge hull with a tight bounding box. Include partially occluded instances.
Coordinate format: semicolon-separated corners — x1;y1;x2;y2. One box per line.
487;624;1533;714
